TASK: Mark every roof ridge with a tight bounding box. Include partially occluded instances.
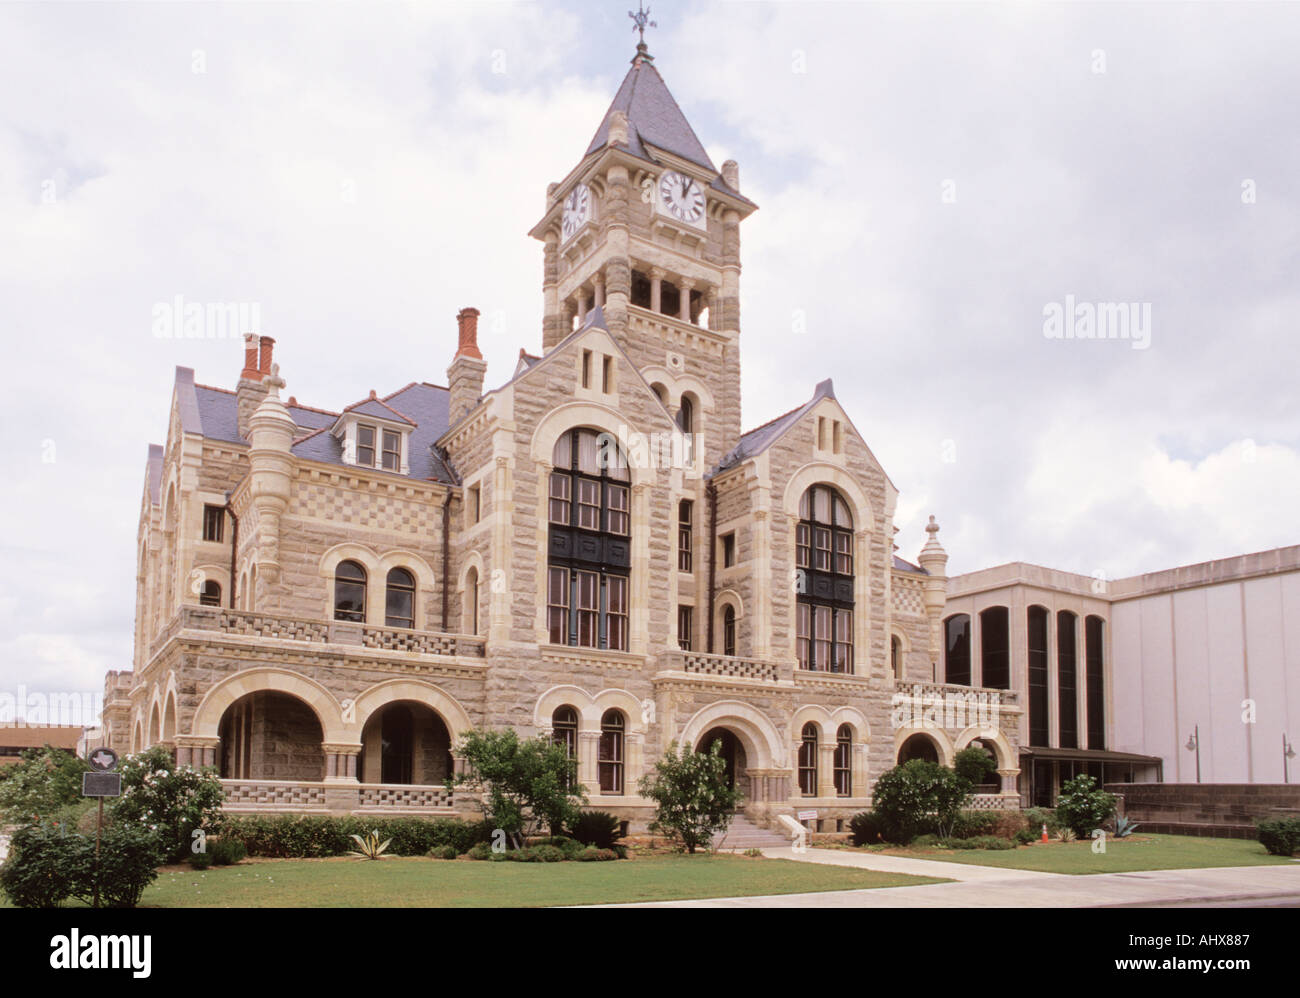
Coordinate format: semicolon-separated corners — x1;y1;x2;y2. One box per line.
739;401;806;439
194;382;236;396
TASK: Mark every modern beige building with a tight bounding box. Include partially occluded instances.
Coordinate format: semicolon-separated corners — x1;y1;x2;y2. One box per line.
98;43;1022;831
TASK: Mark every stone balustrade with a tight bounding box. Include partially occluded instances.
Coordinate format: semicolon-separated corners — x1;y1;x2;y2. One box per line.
154;605;486;660
221;779;330;811
219;778;456;815
662;650;788;683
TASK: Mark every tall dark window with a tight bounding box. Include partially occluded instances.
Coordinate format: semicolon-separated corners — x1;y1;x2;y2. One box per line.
676;396;693;435
795;485;854;673
1086;615;1105;750
551;706;578;788
678;605;693;651
891;635;903;679
380;705;414;784
202;504;225;543
546;428;631;651
385;567;415;629
798;723;818;796
722;605;736;656
598;710;624;794
834;725;852;797
944;614;971;686
1027;606;1049;747
1057;610;1079;749
334;561;367;622
980;606;1010;689
199;580;222;607
677;500;693;572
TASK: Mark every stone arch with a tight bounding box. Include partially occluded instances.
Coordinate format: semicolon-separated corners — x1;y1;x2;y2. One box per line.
791;704;833;741
192;668;347;743
533;685;645;734
529;401;658;487
894;726;955;767
162;687;178;743
132;718;143;754
378;549;436;631
679;700;784;770
782;462;876;534
351;679;473;743
459;552;485;636
955;725;1017;772
714;588;743;655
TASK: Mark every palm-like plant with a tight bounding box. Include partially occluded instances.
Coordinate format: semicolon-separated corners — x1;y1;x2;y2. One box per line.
348;830;392;860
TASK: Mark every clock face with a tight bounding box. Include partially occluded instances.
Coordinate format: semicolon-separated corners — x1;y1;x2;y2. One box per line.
561;183;591;242
658;171;706;225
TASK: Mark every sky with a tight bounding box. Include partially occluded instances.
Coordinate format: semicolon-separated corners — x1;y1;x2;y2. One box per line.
1;1;1297;716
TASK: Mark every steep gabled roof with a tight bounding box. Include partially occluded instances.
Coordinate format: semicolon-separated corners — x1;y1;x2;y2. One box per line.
585;56;717;174
712;379;837;475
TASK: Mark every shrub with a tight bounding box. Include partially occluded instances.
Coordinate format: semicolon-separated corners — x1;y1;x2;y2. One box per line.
534;835;584;859
112;746;224;862
83;822;165;908
570;810;622;850
910;833;942;848
1023;806;1060;836
0;821;91;907
1257;818;1300;856
949;809;1028;840
530;844;565;863
188;850;213;870
1014;827;1038;846
1053;775;1117;838
219;815;490;858
209;838;246;866
953;745;998;787
466;842;494;861
849;810;888;846
427;845;459;860
0;746;92;826
576;847;618;862
639;741;742;853
870;759;974;842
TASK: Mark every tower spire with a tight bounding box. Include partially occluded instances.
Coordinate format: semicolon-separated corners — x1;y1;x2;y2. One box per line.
628;3;656;62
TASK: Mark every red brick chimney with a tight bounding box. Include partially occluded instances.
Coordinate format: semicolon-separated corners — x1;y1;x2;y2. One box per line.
237;334;273;440
448;307;487;424
241;334;262;380
455;308;482;360
258;336;276;374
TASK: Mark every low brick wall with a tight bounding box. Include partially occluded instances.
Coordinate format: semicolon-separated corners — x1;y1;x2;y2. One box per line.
1106;783;1300;839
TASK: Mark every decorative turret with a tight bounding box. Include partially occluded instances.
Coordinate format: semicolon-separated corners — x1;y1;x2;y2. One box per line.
917;516;950;676
236;334;276;439
246;363;296;587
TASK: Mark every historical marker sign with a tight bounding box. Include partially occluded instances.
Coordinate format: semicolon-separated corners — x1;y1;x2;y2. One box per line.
83;772;122;798
88;747;118;772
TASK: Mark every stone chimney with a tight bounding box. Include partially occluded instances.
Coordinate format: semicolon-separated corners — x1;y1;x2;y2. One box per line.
917;516;950;676
447;307;487;425
236;334;276;440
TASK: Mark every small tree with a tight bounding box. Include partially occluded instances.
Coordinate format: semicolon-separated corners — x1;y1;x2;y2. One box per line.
448;728;585;849
953;745;998;788
0;746;91;826
1053;774;1117;838
638;740;742;853
112;746;224;862
870;759;973;842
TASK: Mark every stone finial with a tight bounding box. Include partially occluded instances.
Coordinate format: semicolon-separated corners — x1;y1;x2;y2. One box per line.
918;515;948;574
262;361;285;397
608;110;629;148
721;159;739;192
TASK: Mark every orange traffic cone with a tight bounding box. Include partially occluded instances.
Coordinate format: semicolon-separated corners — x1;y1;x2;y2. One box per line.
1040;823;1049;843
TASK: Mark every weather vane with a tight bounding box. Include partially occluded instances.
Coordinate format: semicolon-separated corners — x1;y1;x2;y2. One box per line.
629;3;657;45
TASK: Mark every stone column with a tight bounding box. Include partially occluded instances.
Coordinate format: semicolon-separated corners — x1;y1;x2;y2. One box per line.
542;228;564;350
602;163;631;340
817;742;837;799
678;278;694;323
592;270;605;309
997;768;1019;797
576;291;589;325
649;267;665;314
579;731;601;795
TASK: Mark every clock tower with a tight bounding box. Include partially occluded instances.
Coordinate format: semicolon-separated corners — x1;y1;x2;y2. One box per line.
528;40;758;471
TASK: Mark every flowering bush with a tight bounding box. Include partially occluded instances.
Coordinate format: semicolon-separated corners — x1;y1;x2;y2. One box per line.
0;746;91;827
638;740;741;853
112;746;224;862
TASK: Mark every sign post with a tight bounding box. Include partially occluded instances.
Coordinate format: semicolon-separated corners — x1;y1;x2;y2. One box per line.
83;748;121;910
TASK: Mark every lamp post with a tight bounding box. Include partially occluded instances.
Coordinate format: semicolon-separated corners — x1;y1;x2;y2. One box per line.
1284;734;1296;785
1185;725;1200;784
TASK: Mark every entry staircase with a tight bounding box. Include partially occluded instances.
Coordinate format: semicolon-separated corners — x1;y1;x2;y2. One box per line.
711;813;796;851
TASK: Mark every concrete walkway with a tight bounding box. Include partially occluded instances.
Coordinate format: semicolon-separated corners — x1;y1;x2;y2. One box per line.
594;850;1300;907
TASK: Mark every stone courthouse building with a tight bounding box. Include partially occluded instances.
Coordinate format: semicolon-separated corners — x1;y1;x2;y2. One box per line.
95;43;1030;830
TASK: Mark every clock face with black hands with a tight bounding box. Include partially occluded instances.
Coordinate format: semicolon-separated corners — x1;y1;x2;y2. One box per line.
562;183;591;242
658;171;705;224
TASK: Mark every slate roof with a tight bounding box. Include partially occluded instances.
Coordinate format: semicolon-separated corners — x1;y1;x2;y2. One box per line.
712;379;837;475
180;368;456;485
893;555;928;576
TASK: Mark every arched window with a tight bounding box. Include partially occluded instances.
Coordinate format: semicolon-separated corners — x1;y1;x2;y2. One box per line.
547;428;631;651
385;567;415;629
676;395;693;435
944;614;971;686
891;634;903;679
1057;610;1079;749
798;723;818;796
551;706;578;789
795;485;854;673
463;567;480;635
598;709;625;795
834;724;852;797
334;560;367;622
722;604;737;657
1027;605;1050;747
199;579;222;607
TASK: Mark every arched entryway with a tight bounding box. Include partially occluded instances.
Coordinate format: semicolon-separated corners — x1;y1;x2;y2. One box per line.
217;691;325;781
358;701;453;786
696;727;747;796
897;732;941;765
965;737;1001;793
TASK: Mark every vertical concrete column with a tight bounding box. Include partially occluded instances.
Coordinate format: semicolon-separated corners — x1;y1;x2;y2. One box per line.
649;267;665;313
592;270;605;309
678;278;694;323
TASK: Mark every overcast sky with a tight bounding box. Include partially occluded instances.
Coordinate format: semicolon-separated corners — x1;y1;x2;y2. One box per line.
2;1;1297;715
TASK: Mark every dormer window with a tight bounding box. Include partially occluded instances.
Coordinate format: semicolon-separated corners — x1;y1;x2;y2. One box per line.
333;409;412;475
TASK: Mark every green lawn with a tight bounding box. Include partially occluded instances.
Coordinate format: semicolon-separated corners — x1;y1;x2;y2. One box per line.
110;854;943;907
855;834;1297;875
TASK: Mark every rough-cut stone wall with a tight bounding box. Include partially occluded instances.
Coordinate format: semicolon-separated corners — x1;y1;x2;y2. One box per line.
249;691;324;780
